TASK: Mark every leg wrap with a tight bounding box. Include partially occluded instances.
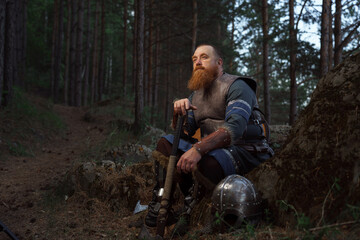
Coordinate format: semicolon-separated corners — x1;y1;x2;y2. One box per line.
193;170;216;194
152;150;169;169
146;150;177;227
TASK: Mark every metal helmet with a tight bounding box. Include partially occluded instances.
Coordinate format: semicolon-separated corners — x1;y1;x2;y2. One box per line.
211;174;263;226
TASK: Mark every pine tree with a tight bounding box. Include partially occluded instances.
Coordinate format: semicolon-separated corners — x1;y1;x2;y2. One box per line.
134;0;145;130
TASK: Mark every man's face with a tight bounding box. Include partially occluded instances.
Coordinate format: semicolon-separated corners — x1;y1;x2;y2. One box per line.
191;45;221;71
187;45;223;91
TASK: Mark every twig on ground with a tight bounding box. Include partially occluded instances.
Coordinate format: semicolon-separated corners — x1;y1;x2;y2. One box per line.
310;220;359;232
317;179;338;227
268;226;273;240
1;201;10;209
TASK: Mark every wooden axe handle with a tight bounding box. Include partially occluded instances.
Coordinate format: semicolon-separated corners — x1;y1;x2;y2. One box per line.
156;115;184;237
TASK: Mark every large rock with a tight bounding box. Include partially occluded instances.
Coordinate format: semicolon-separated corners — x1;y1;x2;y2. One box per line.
248;53;360;226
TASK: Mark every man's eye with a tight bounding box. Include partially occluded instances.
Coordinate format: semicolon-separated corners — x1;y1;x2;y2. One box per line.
201;56;208;59
192;58;197;62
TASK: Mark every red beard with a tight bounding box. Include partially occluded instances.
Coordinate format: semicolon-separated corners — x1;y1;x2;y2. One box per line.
187;65;219;91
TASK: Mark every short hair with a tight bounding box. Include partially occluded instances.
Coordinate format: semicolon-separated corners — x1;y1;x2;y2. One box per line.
195;44;223;60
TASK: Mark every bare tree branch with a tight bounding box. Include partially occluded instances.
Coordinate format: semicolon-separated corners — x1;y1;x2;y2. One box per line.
335;20;360;52
296;0;309;31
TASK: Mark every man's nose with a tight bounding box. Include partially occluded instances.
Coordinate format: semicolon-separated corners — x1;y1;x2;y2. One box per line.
195;58;202;65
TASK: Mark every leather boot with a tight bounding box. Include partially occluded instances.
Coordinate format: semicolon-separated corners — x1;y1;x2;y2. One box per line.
144;187;162;227
145;159;164;227
144;160;178;227
145;186;178;228
172;183;205;237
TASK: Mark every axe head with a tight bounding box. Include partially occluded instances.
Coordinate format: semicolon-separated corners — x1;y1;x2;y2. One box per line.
133;200;148;215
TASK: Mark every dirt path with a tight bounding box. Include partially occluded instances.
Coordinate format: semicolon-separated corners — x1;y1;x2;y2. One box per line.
0;105;112;239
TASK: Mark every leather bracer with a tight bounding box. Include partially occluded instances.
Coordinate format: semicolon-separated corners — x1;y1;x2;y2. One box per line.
193;128;231;156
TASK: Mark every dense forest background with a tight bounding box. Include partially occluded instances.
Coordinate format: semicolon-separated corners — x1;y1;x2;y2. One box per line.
1;0;359;129
1;1;360;239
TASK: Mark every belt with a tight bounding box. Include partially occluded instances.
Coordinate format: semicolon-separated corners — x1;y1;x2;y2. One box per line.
237;141;274;156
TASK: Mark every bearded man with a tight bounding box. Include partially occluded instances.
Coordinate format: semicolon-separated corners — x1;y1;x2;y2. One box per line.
144;44;274;236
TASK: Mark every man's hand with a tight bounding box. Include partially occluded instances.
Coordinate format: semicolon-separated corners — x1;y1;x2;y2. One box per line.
172;99;197;129
174;98;197;116
176;147;201;174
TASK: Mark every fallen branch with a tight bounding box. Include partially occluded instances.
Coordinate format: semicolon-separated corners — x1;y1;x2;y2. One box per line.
309;220;359;232
317;178;339;227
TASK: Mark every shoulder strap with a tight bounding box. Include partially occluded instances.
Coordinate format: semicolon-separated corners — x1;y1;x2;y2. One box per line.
252;107;270;141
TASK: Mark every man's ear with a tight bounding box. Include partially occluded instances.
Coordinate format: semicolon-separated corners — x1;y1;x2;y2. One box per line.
217;58;223;66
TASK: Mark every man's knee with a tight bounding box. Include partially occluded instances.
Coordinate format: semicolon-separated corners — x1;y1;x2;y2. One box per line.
194;156;225;192
155;137;172;157
197;156;225;184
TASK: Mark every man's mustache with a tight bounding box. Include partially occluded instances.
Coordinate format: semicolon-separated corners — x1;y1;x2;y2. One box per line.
194;66;205;71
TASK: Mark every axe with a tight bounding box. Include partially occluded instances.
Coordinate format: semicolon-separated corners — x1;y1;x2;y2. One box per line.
139;114;185;240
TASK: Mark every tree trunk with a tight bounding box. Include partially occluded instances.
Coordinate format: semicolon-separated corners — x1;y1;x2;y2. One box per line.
262;0;271;123
64;0;71;105
69;0;77;105
152;22;160;119
320;0;330;77
134;0;144;130
143;13;148;106
164;23;171;131
12;0;19;87
289;0;297;125
57;0;64;102
51;0;59;101
334;22;360;59
334;0;342;66
51;0;63;103
177;66;183;97
0;0;5;106
191;0;198;53
3;0;17;106
229;1;235;72
97;0;105;102
12;0;20;88
75;0;84;106
122;0;128;96
15;0;25;87
106;55;112;95
21;0;27;87
83;0;91;106
104;55;108;94
164;61;170;131
147;0;153;107
91;1;100;104
217;22;221;43
328;0;333;70
255;47;261;100
44;4;48;45
132;0;138;94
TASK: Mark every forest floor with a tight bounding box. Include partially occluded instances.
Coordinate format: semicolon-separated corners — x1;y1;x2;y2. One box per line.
0;94;351;240
0;97;148;240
